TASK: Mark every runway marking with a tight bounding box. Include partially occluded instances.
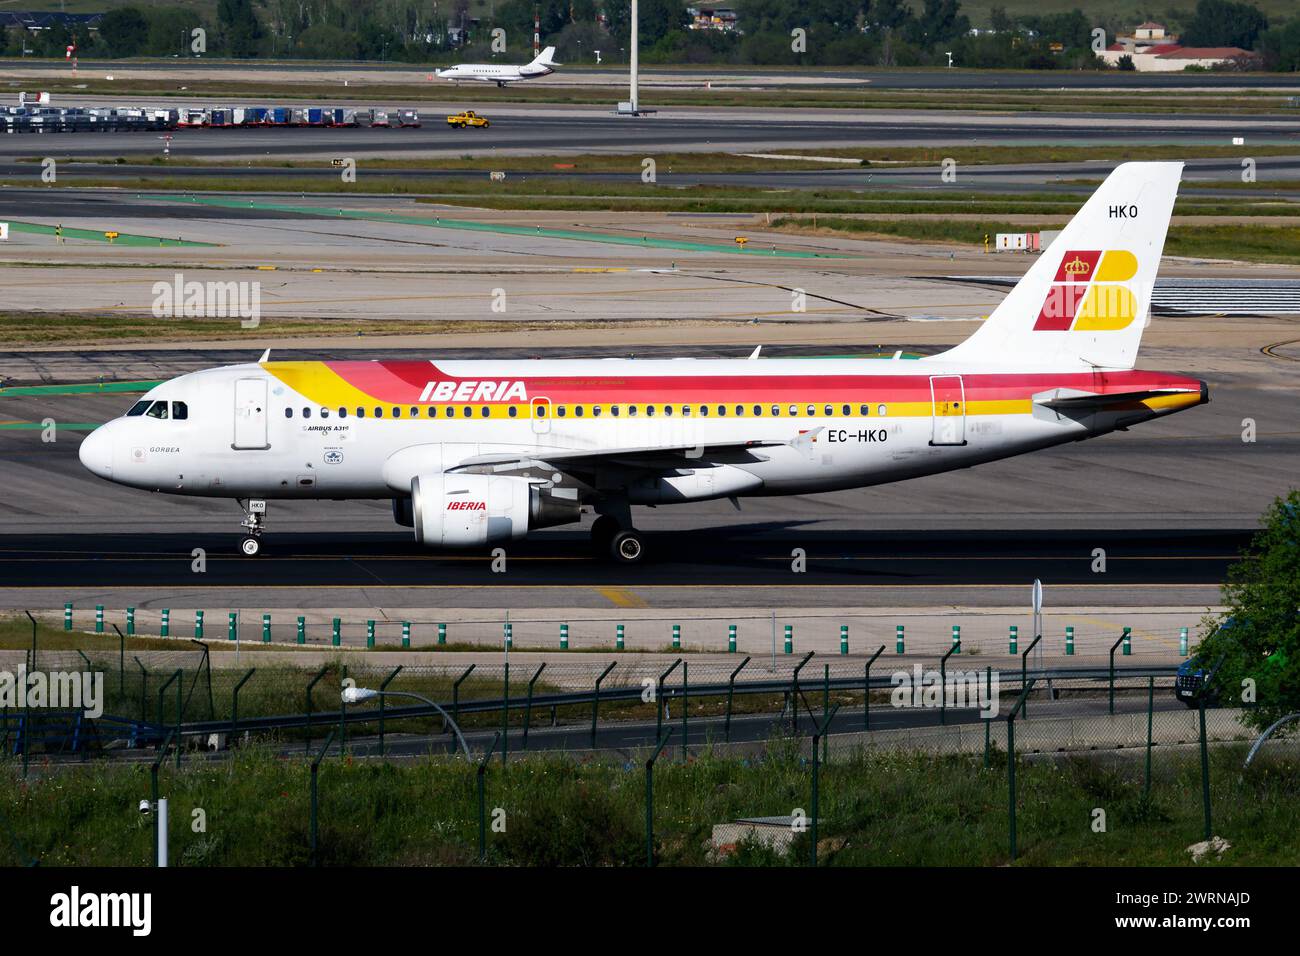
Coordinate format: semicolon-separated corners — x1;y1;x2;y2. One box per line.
1;583;1222;591
595;587;650;608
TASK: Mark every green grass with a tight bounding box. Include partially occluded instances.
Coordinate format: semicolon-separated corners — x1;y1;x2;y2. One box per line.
2;742;1296;866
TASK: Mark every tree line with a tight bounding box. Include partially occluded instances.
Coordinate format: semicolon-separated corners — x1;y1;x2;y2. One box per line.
2;0;1298;70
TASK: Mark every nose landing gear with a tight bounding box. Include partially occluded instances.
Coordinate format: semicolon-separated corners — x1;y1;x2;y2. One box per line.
239;498;267;557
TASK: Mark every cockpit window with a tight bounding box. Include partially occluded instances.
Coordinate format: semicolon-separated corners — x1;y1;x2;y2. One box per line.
126;400;151;417
145;401;169;420
172;401;188;420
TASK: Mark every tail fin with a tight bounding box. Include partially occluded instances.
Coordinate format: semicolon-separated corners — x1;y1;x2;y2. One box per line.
532;46;558;66
941;161;1182;370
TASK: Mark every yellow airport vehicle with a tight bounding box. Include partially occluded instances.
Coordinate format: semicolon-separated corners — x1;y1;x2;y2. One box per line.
447;110;490;129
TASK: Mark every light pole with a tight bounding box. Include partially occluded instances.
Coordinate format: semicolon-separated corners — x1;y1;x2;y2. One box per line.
342;687;473;757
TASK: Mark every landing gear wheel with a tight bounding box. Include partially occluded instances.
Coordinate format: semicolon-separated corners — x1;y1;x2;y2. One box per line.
609;529;645;564
590;515;619;555
240;536;262;557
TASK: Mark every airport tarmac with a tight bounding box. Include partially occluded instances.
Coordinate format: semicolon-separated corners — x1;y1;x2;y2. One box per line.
3;102;1298;161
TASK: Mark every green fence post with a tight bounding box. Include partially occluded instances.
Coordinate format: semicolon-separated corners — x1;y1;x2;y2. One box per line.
401;621;410;648
655;659;682;744
95;605;104;634
839;624;848;655
672;623;681;650
645;729;674;867
227;612;236;641
896;624;904;654
522;662;546;751
724;656;750;743
505;620;512;650
305;665;328;757
231;667;255;743
262;613;272;644
377;664;403;757
1108;631;1126;715
940;641;960;725
952;624;961;654
332;617;341;647
560;622;569;650
863;645;884;730
591;662;617;749
783;624;793;655
478;732;502;863
1009;624;1018;655
616;623;625;650
438;622;446;645
1122;626;1132;656
452;665;476;728
194;610;204;640
126;606;135;637
1007;680;1035;862
367;620;375;649
728;623;737;653
297;616;306;645
1179;626;1188;656
1065;625;1074;656
1144;675;1154;800
160;608;170;638
810;704;840;867
309;730;336;868
64;602;73;631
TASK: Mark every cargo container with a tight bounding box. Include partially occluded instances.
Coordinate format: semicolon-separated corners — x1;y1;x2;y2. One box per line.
397;109;421;127
306;107;324;126
270;107;290;126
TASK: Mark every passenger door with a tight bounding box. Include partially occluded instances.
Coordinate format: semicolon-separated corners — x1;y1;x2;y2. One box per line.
929;375;967;446
232;378;270;450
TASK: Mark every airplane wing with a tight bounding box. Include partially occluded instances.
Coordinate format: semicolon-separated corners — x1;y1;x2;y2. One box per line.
446;439;781;474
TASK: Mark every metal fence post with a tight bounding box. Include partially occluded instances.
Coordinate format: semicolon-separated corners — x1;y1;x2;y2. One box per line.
452;664;476;728
939;641;960;725
478;732;502;863
378;665;403;756
309;730;336;868
591;661;617;749
645;729;674;866
1006;680;1036;862
1020;633;1042;719
791;651;814;736
656;659;682;743
305;665;329;756
523;663;546;750
983;666;992;768
810;705;840;867
864;645;884;730
1108;632;1126;715
502;661;509;767
150;731;175;866
725;656;750;743
1144;675;1154;799
231;668;256;744
681;661;689;762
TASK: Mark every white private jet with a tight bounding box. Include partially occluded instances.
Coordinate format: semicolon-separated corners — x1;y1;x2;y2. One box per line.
434;46;559;87
79;163;1207;563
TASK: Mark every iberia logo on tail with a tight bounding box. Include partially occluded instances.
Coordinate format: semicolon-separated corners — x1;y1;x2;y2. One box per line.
1033;249;1139;332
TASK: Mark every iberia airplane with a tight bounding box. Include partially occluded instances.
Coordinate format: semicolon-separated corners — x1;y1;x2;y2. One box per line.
78;163;1206;562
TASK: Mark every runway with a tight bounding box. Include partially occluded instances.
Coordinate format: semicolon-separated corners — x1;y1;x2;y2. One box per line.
3;105;1298;161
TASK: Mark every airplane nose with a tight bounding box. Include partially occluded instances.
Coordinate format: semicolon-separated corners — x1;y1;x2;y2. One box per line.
78;425;114;479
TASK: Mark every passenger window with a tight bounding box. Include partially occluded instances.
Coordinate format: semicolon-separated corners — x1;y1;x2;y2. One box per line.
338;408;347;419
629;406;638;417
753;405;762;416
664;406;673;417
647;406;656;417
735;405;744;416
789;405;797;416
320;408;329;419
878;404;887;416
145;401;169;420
771;405;780;416
860;405;869;416
575;406;585;417
303;407;311;419
842;404;850;416
374;407;383;418
480;407;489;417
717;406;726;416
593;406;602;417
536;405;547;418
824;405;833;416
126;400;151;417
392;407;401;418
807;404;815;416
284;408;293;419
682;406;691;417
611;406;620;417
558;406;567;418
356;407;365;418
699;406;709;417
463;407;472;418
508;406;518;418
172;401;188;420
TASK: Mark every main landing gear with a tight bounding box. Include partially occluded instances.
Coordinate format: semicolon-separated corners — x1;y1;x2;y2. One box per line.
591;513;646;564
238;498;267;557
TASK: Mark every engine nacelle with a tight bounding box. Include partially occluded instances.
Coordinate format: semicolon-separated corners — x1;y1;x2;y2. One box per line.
410;473;580;547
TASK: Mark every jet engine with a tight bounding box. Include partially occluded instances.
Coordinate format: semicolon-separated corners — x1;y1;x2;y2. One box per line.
410;473;580;547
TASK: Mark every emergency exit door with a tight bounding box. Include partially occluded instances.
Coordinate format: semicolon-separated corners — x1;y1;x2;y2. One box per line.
232;378;270;450
929;375;967;446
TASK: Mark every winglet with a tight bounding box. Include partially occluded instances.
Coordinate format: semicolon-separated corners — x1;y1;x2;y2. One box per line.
258;348;271;363
748;345;762;360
